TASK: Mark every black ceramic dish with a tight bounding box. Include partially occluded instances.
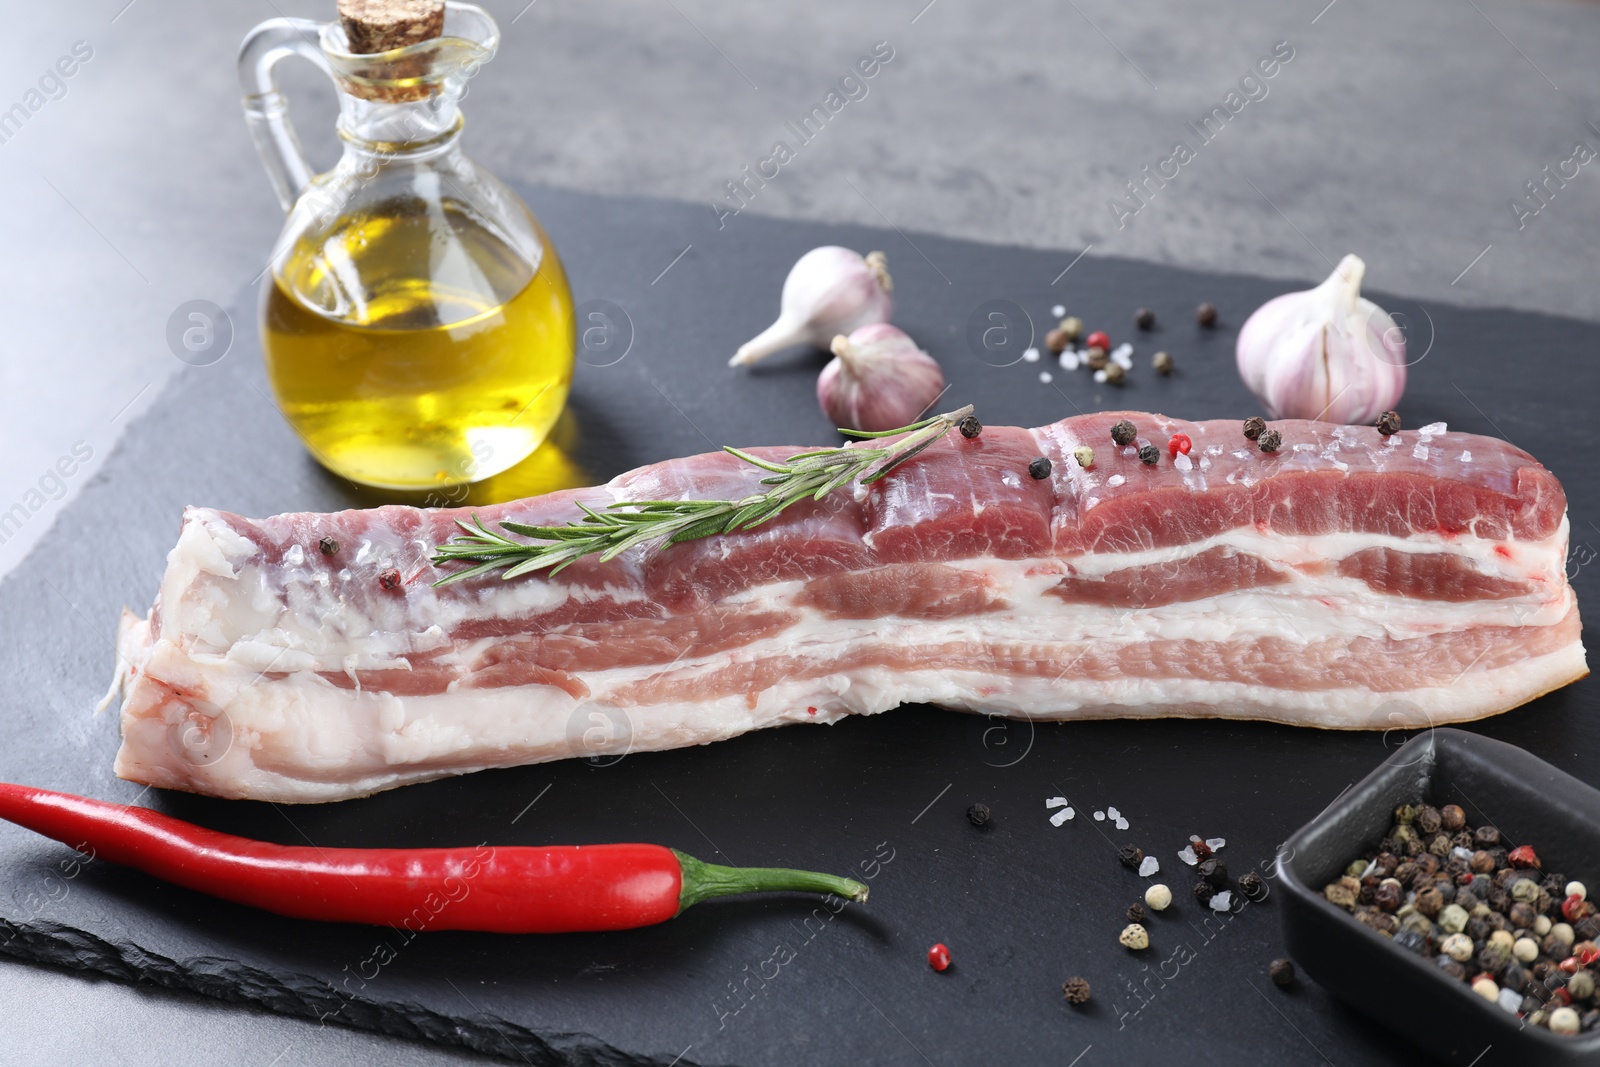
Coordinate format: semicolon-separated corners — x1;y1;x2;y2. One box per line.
1277;728;1600;1066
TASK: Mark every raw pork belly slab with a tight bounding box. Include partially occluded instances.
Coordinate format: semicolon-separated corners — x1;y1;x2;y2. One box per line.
113;412;1586;802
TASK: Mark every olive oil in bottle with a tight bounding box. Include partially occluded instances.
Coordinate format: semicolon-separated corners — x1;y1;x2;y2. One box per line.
263;197;575;490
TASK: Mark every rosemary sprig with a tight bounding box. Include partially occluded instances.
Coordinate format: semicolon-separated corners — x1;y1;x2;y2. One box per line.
429;405;974;585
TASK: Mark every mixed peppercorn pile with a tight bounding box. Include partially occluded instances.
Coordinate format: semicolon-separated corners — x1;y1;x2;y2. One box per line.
1324;802;1598;1036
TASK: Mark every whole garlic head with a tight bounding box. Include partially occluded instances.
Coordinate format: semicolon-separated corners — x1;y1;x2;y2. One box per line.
731;247;893;366
1236;254;1406;424
817;323;944;433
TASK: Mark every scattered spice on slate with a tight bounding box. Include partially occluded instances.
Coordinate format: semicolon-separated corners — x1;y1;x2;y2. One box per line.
1257;429;1283;453
1062;976;1092;1004
967;803;991;828
1086;330;1111;352
1119;923;1150;950
1028;456;1052;480
1059;316;1083;342
1269;958;1296;987
1194;880;1217;905
1190;837;1214;863
318;536;339;556
1134;308;1156;330
1324;804;1596;1034
927;943;952;972
1118;844;1145;869
1239;871;1266;901
1242;416;1267;441
1073;446;1095;469
378;568;402;590
1045;327;1071;354
1145;884;1173;911
1152;350;1174;375
1196;302;1218;327
1110;420;1138;446
1103;362;1127;385
1376;410;1402;436
1168;433;1192;458
1086;346;1110;371
1138;444;1160;465
958;415;983;439
1127;902;1149;924
1199;858;1229;888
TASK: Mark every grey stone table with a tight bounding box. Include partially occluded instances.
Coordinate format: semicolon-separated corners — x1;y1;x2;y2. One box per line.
0;0;1596;1063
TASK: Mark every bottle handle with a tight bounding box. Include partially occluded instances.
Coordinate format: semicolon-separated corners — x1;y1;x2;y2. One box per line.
238;19;333;213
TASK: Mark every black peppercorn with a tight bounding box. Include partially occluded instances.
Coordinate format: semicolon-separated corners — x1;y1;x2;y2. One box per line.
1441;805;1466;832
1257;429;1282;453
1416;887;1444;918
1241;416;1266;441
1238;871;1265;900
1376;410;1401;436
966;803;991;828
1152;350;1174;375
958;415;983;439
1467;916;1493;942
1196;302;1218;327
1134;307;1156;330
1415;805;1442;835
1577;916;1600;941
1138;444;1160;465
318;535;339;556
1103;362;1127;386
1194;881;1216;904
1027;456;1052;480
1110;419;1137;446
1127;902;1148;924
1438;958;1468;981
378;568;402;591
1509;901;1537;929
1503;963;1530;995
1452;830;1475;851
1268;958;1295;987
1374;881;1403;912
1393;929;1427;955
1118;844;1145;869
1199;858;1229;888
1062;976;1092;1005
1474;825;1502;848
1470;850;1496;874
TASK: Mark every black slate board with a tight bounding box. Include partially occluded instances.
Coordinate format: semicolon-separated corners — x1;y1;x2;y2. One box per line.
1;184;1596;1067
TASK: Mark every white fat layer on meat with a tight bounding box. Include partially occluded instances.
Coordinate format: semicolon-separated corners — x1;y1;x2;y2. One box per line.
155;510;1570;671
112;632;1586;803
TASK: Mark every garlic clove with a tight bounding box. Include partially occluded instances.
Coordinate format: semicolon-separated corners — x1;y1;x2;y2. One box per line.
817;323;944;432
730;247;893;367
1235;254;1407;424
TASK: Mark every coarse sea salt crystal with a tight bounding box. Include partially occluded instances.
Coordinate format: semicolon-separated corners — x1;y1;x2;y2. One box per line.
1413;443;1430;461
1106;806;1120;819
1497;987;1522;1014
1206;837;1225;851
1232;449;1252;460
1052;304;1066;317
1039;371;1053;383
1061;350;1080;371
1174;453;1192;472
1452;846;1473;861
1460;450;1472;462
1209;891;1233;912
1112;351;1133;370
1045;797;1069;809
1050;808;1073;827
1093;810;1106;821
1114;817;1129;831
1198;456;1211;470
1112;342;1133;359
1093;369;1108;384
1139;856;1160;877
1106;474;1125;488
1023;347;1041;363
1419;421;1448;436
1179;845;1199;866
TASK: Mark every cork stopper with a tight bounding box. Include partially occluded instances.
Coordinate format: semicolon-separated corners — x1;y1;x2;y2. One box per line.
337;0;444;54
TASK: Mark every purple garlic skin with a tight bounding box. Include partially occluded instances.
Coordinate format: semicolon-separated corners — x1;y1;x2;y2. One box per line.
1236;254;1406;424
731;247;893;366
817;323;944;432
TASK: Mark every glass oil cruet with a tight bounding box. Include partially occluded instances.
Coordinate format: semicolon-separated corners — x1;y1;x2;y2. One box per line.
238;2;575;490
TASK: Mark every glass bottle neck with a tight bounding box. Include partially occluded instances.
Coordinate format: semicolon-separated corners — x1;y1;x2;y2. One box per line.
336;92;465;159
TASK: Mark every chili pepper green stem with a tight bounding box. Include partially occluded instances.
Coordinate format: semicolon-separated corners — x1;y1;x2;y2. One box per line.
674;849;869;912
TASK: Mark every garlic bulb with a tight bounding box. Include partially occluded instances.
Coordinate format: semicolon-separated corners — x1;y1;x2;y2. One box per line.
817;323;944;432
1235;254;1406;424
730;247;893;367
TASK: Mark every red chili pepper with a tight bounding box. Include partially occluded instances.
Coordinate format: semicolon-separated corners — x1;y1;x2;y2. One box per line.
1560;956;1581;975
927;942;952;971
0;784;867;933
1168;433;1192;458
1507;845;1540;869
1563;893;1588;922
1578;944;1600;966
1085;330;1111;352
